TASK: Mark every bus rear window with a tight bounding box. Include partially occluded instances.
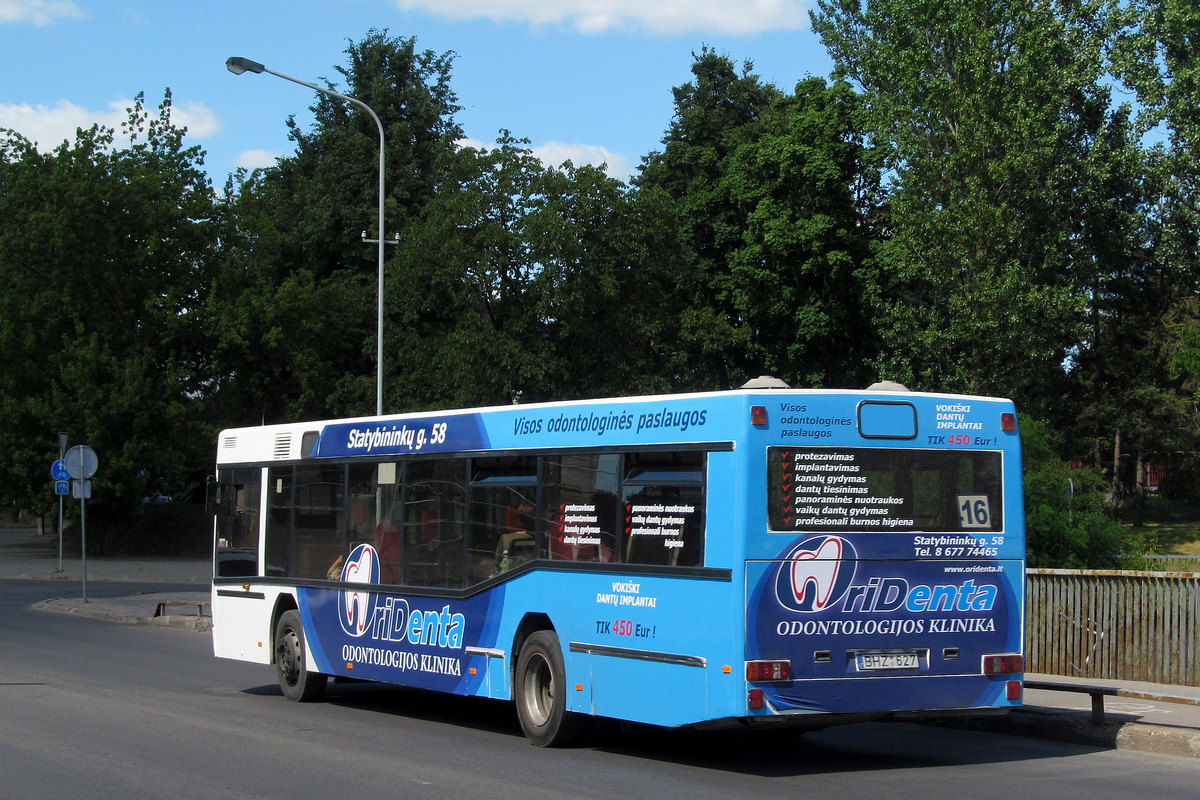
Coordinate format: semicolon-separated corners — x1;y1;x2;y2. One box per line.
768;447;1002;533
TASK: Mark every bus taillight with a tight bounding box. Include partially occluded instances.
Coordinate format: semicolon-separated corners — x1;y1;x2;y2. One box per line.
982;654;1023;675
751;405;768;426
1001;412;1016;432
746;659;792;682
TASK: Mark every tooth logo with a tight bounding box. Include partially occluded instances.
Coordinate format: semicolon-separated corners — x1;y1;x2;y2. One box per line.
775;536;857;613
337;543;380;637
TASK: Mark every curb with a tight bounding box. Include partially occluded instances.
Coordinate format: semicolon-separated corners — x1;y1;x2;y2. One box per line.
941;705;1200;758
33;597;212;632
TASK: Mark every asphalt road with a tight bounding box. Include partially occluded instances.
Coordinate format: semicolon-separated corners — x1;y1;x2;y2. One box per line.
2;572;1199;800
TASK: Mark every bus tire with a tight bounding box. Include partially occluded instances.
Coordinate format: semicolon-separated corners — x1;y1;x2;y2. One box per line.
274;610;327;702
514;630;590;747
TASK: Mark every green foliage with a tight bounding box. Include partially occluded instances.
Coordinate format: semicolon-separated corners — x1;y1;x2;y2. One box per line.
809;0;1200;524
1102;1;1200;471
387;133;555;410
812;0;1099;403
1022;419;1148;568
638;49;783;389
0;92;218;517
639;52;883;389
390;132;678;408
723;78;884;387
4;20;1200;559
523;153;680;400
209;30;464;424
1112;0;1200;153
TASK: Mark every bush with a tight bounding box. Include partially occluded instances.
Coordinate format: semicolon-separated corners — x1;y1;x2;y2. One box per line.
1022;419;1148;568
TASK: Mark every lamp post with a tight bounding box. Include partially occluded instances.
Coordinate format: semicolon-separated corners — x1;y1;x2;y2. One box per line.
226;56;387;416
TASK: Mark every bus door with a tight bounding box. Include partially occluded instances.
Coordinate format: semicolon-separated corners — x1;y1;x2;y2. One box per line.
214;467;262;578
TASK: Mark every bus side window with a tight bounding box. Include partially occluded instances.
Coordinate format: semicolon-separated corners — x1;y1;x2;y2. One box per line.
466;456;538;583
265;467;293;577
622;452;705;567
403;459;466;589
541;454;619;564
472;489;535;579
370;462;402;585
292;465;345;580
341;462;399;583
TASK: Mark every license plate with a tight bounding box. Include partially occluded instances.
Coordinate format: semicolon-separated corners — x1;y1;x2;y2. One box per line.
856;651;919;671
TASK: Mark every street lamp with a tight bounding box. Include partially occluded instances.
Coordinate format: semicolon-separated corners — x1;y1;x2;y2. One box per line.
226;56;387;416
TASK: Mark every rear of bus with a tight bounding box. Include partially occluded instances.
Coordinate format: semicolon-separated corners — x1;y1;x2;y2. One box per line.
742;387;1024;724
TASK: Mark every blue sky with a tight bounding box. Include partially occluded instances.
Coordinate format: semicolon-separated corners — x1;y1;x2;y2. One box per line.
1;0;835;183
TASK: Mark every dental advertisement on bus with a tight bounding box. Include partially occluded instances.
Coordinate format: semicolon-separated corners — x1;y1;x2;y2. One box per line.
745;428;1024;714
296;543;506;695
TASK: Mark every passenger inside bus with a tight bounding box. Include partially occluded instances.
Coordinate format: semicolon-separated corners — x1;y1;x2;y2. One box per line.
373;503;402;584
495;501;535;573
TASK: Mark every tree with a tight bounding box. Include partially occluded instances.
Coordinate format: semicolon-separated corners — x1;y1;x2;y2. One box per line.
386;133;555;410
391;132;680;408
1060;101;1200;517
209;30;464;423
639;51;882;390
0;92;220;516
638;49;784;390
1112;0;1200;158
1106;0;1200;495
808;0;1200;547
721;77;883;387
811;0;1101;405
1022;419;1148;568
526;157;681;399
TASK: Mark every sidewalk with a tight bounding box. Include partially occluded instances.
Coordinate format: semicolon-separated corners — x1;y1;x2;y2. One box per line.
0;527;209;584
2;528;211;631
33;591;212;632
974;673;1200;758
6;528;1200;757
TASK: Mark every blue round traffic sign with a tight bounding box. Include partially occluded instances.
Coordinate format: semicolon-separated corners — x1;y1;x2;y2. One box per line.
51;459;71;481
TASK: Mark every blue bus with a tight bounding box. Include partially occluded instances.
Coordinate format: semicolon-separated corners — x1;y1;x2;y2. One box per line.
209;379;1024;745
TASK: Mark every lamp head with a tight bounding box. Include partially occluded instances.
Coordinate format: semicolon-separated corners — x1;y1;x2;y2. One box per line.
226;56;265;76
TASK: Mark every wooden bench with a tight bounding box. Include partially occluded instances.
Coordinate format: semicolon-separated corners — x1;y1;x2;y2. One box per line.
1025;680;1200;725
154;600;210;618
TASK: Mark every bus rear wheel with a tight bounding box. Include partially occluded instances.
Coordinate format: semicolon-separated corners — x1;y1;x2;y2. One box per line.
274;609;327;702
514;630;590;747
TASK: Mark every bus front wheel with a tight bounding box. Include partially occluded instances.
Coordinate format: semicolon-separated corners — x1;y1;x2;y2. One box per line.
274;610;327;702
514;630;590;746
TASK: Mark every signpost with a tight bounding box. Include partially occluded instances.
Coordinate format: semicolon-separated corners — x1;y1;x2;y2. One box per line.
51;442;69;573
63;445;98;601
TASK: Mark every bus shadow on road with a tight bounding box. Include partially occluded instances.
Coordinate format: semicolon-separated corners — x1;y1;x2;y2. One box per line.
239;680;1104;774
241;679;528;740
586;718;1109;777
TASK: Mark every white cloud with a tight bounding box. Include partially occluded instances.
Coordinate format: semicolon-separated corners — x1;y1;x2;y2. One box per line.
457;137;634;180
532;141;634;180
171;101;221;138
0;98;220;151
235;149;281;170
456;136;492;152
0;100;124;149
395;0;808;35
0;0;82;25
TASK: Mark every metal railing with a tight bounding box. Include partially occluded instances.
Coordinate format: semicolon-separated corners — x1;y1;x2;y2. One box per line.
1027;569;1200;685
